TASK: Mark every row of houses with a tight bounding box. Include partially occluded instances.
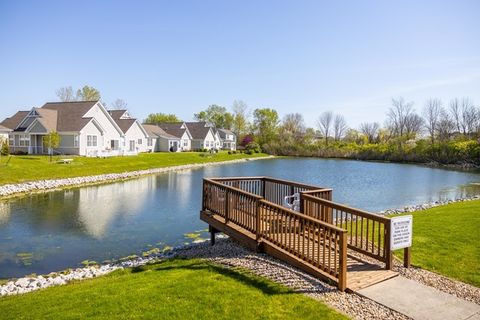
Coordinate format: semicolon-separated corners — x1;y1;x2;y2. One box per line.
0;100;237;156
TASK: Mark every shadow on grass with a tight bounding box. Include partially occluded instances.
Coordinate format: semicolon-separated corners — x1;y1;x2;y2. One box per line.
131;259;292;296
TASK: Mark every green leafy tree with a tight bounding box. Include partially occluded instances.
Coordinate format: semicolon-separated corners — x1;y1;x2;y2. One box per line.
252;108;279;146
194;105;234;129
76;85;101;101
43;131;61;162
144;113;181;124
232;100;250;138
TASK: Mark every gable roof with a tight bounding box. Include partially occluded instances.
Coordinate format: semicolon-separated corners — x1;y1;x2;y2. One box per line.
184;122;212;140
108;109;136;134
32;108;58;132
0;124;12;132
155;122;190;139
142;124;179;140
0;111;29;130
41;101;98;131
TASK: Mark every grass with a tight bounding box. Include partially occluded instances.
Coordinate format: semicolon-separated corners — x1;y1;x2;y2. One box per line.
0;151;268;185
392;200;480;287
0;259;347;320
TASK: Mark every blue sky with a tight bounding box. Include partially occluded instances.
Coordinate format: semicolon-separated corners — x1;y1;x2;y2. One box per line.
0;0;479;128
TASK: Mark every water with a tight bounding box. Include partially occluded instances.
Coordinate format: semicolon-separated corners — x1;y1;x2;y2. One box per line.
1;158;479;278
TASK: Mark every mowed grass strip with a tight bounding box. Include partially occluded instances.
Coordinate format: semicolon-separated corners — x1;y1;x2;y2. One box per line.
0;259;347;320
0;152;268;185
393;200;480;287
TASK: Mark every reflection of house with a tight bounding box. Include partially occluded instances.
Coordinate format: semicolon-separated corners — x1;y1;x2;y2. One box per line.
108;110;149;153
0;101;149;157
217;128;237;150
184;122;216;150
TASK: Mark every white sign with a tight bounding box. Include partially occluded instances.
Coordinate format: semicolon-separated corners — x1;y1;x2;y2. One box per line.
390;215;413;250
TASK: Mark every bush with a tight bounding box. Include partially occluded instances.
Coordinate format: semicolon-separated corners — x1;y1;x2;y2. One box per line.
245;142;262;153
227;151;232;155
0;141;9;156
245;150;253;155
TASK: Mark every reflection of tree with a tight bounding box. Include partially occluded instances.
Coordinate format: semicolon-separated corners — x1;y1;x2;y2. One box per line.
77;177;153;238
0;201;10;225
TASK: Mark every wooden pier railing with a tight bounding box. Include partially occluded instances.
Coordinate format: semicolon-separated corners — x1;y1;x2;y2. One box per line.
201;176;393;291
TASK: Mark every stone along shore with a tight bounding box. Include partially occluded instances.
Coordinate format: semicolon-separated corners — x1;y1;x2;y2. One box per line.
0;156;273;198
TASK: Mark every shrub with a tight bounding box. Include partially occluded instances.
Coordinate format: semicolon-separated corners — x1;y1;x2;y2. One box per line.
227;151;232;155
245;142;262;153
0;140;9;156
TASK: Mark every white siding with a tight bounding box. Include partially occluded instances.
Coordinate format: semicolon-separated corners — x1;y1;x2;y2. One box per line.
124;122;148;153
83;103;123;154
79;121;103;156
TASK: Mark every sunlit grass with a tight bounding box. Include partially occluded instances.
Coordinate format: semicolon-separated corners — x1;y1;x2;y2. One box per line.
0;259;347;320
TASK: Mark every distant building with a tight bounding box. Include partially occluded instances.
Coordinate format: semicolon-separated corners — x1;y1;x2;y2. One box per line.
217;128;236;151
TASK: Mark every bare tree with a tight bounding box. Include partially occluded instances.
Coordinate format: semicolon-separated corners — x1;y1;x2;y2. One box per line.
111;99;128;110
387;97;415;137
333;114;348;141
282;113;305;136
404;113;423;137
449;98;461;133
423;98;442;144
437;109;455;142
56;86;76;102
317;111;333;145
359;122;380;143
460;98;477;137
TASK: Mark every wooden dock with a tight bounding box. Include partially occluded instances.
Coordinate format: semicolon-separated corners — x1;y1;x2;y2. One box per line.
201;177;405;292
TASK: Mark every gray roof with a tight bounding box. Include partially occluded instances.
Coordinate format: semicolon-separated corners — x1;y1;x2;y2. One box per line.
142;124;179;140
41;101;98;131
108;110;136;134
0;111;29;130
0;124;12;132
184;122;211;140
155;122;188;139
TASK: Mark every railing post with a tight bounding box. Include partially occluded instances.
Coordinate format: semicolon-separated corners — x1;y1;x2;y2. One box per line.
256;199;261;241
202;180;207;211
338;231;347;291
299;192;305;214
384;220;392;270
225;191;230;223
261;178;266;199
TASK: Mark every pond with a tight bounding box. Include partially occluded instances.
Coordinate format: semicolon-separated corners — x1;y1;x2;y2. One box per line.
1;158;479;278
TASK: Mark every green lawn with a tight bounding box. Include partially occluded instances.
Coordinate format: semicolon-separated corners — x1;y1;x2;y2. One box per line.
0;152;268;185
392;200;480;287
0;259;347;320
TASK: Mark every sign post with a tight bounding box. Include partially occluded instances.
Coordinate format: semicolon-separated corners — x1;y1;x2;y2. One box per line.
390;215;413;268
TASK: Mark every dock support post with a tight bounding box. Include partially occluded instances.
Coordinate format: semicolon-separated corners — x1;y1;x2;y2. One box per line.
209;225;217;246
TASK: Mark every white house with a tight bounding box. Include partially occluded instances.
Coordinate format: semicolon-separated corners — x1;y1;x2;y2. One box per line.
0;101;144;157
0;124;11;144
155;122;192;151
108;110;149;154
184;122;217;150
142;124;182;152
217;128;237;150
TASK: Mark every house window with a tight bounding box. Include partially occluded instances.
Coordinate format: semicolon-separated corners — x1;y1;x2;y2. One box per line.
138;139;142;145
111;140;119;150
9;136;14;146
87;135;97;147
183;140;188;147
147;138;153;146
73;135;79;147
19;134;30;146
129;140;135;151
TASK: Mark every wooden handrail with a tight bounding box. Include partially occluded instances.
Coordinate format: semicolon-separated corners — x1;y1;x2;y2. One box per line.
258;199;347;234
204;178;263;200
302;194;390;223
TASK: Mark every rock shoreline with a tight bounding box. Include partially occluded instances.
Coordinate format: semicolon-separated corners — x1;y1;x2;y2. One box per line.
378;195;480;215
0;156;273;198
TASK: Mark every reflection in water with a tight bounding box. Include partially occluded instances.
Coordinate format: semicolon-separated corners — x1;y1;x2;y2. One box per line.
0;158;479;279
0;202;10;225
77;177;155;238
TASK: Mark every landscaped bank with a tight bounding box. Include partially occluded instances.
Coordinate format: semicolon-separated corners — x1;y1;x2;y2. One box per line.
0;152;269;185
0;258;347;320
0;153;272;197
